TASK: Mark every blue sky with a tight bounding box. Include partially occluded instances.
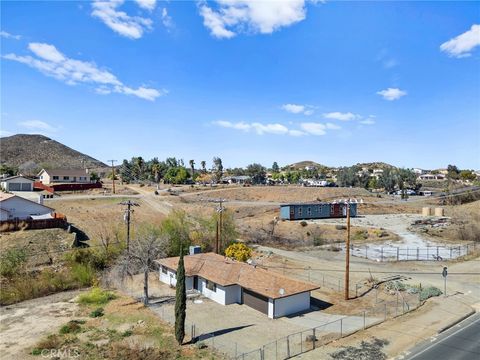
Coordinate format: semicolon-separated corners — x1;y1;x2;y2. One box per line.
1;1;479;169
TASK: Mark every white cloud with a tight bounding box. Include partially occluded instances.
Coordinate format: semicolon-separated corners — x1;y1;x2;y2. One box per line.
440;24;480;58
281;103;315;115
161;8;174;30
300;122;326;135
135;0;156;11
18;120;58;132
325;122;341;130
360;118;375;125
91;0;153;39
198;0;308;39
4;42;165;101
323;112;359;121
376;87;407;101
0;31;21;40
288;129;307;136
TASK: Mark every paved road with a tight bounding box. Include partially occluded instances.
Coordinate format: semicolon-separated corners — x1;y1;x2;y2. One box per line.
405;313;480;360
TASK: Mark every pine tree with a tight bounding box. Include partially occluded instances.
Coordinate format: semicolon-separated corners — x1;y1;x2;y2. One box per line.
175;246;186;345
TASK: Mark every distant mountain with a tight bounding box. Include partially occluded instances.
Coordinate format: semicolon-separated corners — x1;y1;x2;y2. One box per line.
355;162;396;170
0;134;108;172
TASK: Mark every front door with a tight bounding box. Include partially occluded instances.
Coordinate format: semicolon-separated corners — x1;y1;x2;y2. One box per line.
193;276;198;290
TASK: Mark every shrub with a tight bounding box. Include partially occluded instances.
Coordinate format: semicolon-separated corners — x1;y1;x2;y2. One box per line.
225;243;253;262
335;225;347;230
0;248;27;277
59;320;82;334
419;286;442;301
65;248;109;270
353;230;369;240
300;221;308;227
35;334;62;350
90;307;104;318
122;330;133;337
313;237;325;246
78;288;116;305
71;263;96;286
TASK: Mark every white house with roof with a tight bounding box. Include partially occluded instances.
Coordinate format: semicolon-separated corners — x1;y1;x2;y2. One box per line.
0;175;34;192
37;169;91;185
0;193;53;221
156;252;319;319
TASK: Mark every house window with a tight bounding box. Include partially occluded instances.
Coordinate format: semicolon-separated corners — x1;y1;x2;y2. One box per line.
298;207;302;216
53;176;59;180
307;207;312;216
206;280;216;292
161;266;168;274
63;176;70;180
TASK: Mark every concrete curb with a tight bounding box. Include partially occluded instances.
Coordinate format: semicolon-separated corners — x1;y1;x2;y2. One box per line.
437;310;476;334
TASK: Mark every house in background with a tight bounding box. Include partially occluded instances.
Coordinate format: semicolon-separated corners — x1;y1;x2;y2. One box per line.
0;175;34;192
37;169;91;185
418;173;446;181
280;202;358;220
156;252;319;319
0;193;53;221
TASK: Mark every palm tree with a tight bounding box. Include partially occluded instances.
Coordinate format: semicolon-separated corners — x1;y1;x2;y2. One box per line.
189;160;195;178
201;161;207;173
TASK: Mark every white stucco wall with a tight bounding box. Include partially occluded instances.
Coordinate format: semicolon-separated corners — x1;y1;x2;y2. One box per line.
224;285;241;305
0;197;52;220
268;299;274;318
273;292;311;318
197;277;229;305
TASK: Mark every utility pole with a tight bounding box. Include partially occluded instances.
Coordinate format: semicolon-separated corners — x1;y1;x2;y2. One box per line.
108;160;117;194
201;198;226;254
119;200;139;252
345;202;351;300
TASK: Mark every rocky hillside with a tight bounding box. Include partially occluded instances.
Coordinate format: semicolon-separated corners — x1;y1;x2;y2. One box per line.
0;134;107;172
285;160;328;170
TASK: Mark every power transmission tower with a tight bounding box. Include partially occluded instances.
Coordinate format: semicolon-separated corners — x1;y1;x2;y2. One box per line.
108;160;117;194
119;200;139;252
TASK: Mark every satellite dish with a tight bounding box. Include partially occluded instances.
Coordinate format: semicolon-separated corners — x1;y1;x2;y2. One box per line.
279;288;285;296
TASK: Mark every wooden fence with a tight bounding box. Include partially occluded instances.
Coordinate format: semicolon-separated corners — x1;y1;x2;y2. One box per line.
0;218;68;232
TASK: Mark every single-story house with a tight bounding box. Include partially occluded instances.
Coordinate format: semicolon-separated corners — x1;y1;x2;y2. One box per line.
156;252;319;319
418;173;446;181
0;175;34;192
37;169;91;185
0;193;53;220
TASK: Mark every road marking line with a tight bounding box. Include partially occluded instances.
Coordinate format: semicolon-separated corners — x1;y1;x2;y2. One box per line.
407;315;480;359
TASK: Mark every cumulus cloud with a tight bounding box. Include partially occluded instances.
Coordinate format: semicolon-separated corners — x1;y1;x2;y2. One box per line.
323;112;359;121
0;31;21;40
18;120;58;132
281;103;314;115
300;122;327;135
91;0;153;39
135;0;156;11
198;0;308;39
376;87;407;101
4;42;165;101
440;24;480;58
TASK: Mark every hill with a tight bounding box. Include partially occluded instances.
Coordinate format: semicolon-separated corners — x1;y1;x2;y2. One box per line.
0;134;108;172
355;162;396;170
285;160;328;170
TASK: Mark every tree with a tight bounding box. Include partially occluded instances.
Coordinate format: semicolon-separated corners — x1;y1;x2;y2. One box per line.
166;157;178;168
336;167;358;187
116;225;167;305
89;171;100;183
200;161;207;173
0;164;18;177
175;247;186;345
447;165;460;180
460;170;476;182
272;162;280;173
212;157;223;182
378;168;397;193
189;160;195;178
120;159;133;183
195;209;237;253
246;163;267;184
162;210;192;256
397;168;417;198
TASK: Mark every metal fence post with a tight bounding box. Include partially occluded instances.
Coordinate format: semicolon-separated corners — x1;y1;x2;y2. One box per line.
450;246;452;259
287;335;290;358
381;247;384;261
397;247;399;261
437;246;439;258
261;346;265;360
417;247;419;260
427;246;429;259
384;303;387;320
363;311;366;329
338;279;341;291
340;318;343;337
313;328;316;349
365;245;368;259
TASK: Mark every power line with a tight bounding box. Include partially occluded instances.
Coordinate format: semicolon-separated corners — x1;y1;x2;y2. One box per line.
107;160;117;194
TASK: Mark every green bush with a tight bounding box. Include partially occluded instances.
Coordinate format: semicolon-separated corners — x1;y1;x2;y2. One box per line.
65;248;109;270
78;288;116;305
420;286;442;301
90;307;104;318
313;237;325;246
122;330;133;337
0;248;27;277
59;320;82;334
335;225;347;230
300;221;308;227
353;230;369;240
71;263;96;286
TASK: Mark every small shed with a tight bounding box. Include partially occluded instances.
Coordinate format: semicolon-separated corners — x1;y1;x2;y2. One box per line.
280;202;357;220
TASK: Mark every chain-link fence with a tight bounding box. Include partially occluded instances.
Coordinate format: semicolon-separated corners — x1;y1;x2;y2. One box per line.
351;242;476;261
234;294;422;360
